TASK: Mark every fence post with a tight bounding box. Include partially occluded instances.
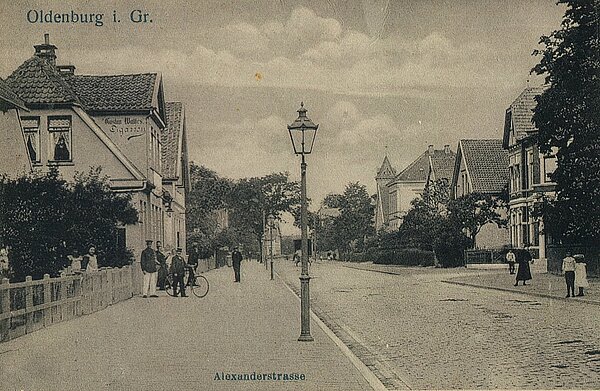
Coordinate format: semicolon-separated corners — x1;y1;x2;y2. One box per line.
43;274;51;326
24;276;34;334
0;278;10;341
59;273;68;321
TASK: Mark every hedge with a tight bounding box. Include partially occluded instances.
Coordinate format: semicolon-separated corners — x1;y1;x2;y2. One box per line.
373;248;436;267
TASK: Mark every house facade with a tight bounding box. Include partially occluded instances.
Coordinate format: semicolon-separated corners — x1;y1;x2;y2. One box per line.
0;79;31;176
3;35;189;259
503;86;556;268
386;145;455;230
451;139;510;249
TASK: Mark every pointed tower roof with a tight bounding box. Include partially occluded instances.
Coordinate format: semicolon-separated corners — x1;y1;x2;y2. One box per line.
376;155;396;179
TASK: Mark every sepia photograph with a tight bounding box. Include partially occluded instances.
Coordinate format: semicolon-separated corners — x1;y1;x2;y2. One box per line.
0;0;599;390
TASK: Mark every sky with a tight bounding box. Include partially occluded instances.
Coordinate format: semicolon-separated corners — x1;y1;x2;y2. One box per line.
0;0;565;232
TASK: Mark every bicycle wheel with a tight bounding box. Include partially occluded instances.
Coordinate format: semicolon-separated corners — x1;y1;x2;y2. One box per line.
165;275;175;297
192;275;209;298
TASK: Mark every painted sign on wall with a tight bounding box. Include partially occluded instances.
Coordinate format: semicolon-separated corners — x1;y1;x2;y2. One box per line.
103;117;146;140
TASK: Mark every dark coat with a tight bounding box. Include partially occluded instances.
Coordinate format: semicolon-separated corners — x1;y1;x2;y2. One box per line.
516;250;532;281
140;247;157;273
232;250;242;267
170;255;186;275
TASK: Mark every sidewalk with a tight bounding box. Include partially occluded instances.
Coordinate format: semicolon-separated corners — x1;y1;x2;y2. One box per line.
0;261;373;391
444;269;600;305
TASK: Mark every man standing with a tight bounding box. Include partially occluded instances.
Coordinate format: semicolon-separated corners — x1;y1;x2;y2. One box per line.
187;242;199;286
562;250;577;298
232;246;242;283
506;249;516;275
156;241;167;291
170;248;187;297
141;240;159;298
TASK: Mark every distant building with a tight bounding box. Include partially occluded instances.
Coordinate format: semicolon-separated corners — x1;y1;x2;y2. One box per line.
3;35;190;258
451;139;510;249
385;145;456;230
503;86;555;266
374;155;396;231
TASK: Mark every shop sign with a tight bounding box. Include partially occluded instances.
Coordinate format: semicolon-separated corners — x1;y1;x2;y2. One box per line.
104;117;145;140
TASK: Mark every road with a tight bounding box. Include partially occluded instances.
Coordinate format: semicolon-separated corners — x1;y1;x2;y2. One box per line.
276;260;600;390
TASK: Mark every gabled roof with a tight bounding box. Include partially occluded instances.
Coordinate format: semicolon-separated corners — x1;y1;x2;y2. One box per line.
64;73;159;113
5;56;80;105
0;78;27;110
162;101;183;179
376;155;396;179
394;148;455;183
429;149;456;181
454;139;509;194
503;85;546;148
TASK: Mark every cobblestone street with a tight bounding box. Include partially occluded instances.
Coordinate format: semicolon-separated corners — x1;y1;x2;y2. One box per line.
277;260;600;389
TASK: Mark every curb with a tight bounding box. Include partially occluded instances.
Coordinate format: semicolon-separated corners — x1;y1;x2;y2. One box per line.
442;280;600;305
275;270;389;391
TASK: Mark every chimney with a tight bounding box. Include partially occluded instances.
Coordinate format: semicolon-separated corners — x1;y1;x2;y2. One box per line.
444;144;450;154
57;65;76;75
34;33;57;66
428;144;434;156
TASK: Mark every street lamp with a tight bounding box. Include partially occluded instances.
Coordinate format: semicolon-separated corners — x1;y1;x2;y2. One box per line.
287;102;318;342
267;214;275;280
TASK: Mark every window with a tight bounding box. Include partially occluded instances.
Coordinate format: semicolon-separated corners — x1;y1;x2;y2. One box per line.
21;117;40;163
544;155;557;183
48;117;72;162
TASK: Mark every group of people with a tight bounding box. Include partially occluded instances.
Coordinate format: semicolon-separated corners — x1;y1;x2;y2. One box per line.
562;251;588;298
506;248;589;297
140;240;197;298
67;247;99;273
505;249;533;286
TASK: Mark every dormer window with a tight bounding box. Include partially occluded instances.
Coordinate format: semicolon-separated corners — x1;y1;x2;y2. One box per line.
48;116;72;162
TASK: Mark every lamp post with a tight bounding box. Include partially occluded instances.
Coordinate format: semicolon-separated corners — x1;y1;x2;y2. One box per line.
287;102;318;342
267;214;275;280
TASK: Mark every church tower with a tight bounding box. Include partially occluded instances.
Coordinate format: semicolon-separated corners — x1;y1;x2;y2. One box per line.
375;154;396;231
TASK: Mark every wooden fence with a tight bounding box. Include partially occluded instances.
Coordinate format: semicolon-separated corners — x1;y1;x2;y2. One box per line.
0;264;142;343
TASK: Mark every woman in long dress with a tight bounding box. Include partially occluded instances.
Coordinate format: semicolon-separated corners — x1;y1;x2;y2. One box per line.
514;249;532;286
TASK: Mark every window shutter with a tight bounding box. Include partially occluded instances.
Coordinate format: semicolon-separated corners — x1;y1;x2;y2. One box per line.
532;144;540;185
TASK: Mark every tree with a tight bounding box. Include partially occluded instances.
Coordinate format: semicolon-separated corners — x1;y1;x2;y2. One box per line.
532;0;600;243
227;172;301;258
186;163;232;254
320;183;375;253
0;167;137;281
446;192;507;247
398;197;440;251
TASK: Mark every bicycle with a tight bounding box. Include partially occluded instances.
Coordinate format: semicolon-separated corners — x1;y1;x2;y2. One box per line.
164;267;209;298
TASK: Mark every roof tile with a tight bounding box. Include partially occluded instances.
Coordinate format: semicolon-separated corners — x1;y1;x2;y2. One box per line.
460;139;509;193
162;101;183;179
5;56;79;105
64;73;157;112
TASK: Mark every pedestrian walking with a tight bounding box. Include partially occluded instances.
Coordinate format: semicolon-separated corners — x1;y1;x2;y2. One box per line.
83;246;99;272
140;240;159;298
156;241;167;291
506;249;516;275
294;250;301;266
169;248;187;297
574;254;588;297
562;250;576;298
514;249;532;286
232;246;242;282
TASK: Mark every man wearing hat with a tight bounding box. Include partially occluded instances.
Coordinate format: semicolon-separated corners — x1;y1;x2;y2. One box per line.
170;248;187;297
140;240;159;298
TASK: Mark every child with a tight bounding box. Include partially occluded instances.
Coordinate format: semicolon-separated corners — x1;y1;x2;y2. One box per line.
562;251;576;298
574;254;589;297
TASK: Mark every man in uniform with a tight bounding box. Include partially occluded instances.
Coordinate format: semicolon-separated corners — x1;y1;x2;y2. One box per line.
140;240;159;298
